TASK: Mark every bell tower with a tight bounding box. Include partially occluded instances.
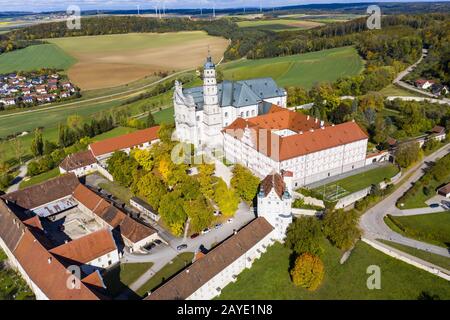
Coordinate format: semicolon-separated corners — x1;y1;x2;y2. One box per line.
202;52;222;147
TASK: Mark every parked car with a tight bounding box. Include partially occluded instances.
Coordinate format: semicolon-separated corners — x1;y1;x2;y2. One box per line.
190;233;200;239
201;228;211;235
213;210;222;217
227;218;234;224
154;239;162;245
215;223;222;229
177;244;188;251
143;242;156;252
429;203;440;208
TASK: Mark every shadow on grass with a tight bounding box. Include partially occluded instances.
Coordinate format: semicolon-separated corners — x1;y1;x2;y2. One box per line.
102;264;142;300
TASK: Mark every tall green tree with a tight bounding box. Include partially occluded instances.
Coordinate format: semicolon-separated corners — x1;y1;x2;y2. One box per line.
30;128;44;157
285;216;324;256
158;190;187;236
134;172;167;210
183;195;214;233
323;210;361;250
214;179;240;217
231;164;260;204
146;111;156;128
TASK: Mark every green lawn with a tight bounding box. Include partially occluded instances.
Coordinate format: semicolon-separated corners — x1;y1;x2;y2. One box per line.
0;44;76;73
102;262;153;298
153;107;175;124
19;167;60;189
136;252;194;297
378;239;450;271
220;46;364;88
98;181;134;204
218;241;450;300
313;164;400;196
0;249;35;300
91;127;136;142
384;213;450;248
379;84;418;97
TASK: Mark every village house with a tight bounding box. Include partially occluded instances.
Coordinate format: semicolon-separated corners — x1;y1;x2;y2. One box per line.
130;197;160;222
415;79;434;90
437;183;450;198
88;126;160;162
146;218;275;300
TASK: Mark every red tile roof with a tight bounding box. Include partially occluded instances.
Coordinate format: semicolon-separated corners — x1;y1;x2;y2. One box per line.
72;184;156;243
146;218;274;300
224;107;368;161
89;126;160;157
50;229;117;264
260;173;286;199
0;199;99;300
59;150;97;171
438;183;450;196
2;174;79;210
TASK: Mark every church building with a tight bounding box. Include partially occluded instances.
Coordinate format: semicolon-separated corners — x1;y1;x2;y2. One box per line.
173;55;287;147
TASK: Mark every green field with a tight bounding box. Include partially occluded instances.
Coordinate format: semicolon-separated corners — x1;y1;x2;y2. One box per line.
102;262;154;298
312;164;400;198
384;213;450;248
137;252;194;297
0;44;76;74
218;241;450;300
378;239;450;270
98;180;134;204
19;167;60;189
220;46;364;88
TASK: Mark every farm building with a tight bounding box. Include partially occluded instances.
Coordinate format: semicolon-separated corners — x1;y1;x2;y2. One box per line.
438;183;450;198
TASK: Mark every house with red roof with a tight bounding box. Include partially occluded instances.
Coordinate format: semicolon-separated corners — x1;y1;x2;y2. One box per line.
223;105;369;187
89;126;160;161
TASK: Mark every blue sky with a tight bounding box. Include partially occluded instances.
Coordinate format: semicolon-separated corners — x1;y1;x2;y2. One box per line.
0;0;444;13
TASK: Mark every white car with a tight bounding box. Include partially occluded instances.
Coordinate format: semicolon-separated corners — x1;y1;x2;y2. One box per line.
227;218;234;224
201;228;211;235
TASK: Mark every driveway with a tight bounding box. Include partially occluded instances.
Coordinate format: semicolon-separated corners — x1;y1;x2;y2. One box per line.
119;201;256;297
360;143;450;258
6;161;30;193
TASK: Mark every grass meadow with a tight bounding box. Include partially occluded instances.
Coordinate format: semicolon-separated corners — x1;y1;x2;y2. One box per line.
384;213;450;248
0;44;76;74
217;241;450;300
220;46;364;88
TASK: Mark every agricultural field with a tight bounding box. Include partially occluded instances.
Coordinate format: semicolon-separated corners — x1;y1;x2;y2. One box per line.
217;241;450;300
47;31;228;90
0;44;76;74
384;213;450;248
236;19;323;31
220;46;364;88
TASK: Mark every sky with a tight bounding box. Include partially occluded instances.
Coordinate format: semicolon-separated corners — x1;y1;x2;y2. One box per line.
0;0;446;13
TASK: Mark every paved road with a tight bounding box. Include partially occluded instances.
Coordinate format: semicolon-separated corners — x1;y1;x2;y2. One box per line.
360;143;450;258
390;206;449;217
119;202;256;297
6;161;29;193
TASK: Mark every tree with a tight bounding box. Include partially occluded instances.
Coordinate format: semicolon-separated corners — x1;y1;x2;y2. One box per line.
146;111;156;128
290;253;324;291
323;210;361;250
134;172;167;210
214;179;240;217
43;140;58;155
394;141;421;168
231;164;260;204
132;149;154;172
198;163;216;199
158;190;187;236
285;216;324;256
106;151;138;187
183;195;214;233
67;114;84;130
158;123;175;144
30;128;44;157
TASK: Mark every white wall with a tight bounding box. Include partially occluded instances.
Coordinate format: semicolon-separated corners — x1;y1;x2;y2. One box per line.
81;249;119;275
186;230;276;300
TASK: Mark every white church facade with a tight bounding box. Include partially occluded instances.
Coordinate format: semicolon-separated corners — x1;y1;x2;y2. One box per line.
174;55;287;147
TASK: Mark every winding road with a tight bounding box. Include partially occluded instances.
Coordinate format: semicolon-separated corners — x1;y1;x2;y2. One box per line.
360;143;450;258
